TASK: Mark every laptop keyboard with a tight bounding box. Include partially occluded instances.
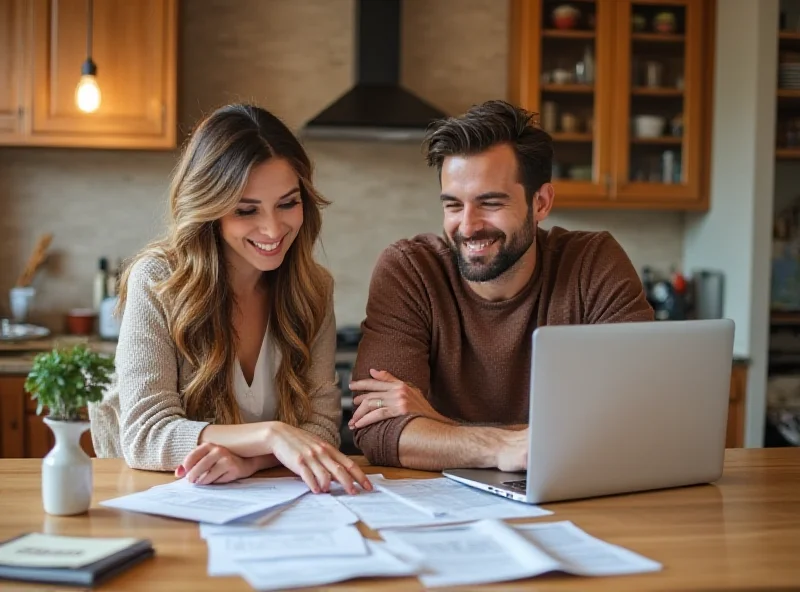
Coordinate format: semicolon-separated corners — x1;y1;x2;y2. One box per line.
502;479;527;492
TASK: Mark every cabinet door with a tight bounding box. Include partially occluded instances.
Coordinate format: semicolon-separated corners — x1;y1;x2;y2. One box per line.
0;0;27;141
509;0;614;205
726;364;747;448
29;0;177;149
0;377;26;458
610;0;710;205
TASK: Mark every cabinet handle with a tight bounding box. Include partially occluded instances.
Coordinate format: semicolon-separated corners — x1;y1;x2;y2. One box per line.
17;106;23;119
10;419;18;430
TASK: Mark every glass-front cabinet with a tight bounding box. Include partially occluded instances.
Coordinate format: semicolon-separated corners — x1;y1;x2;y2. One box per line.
509;0;714;210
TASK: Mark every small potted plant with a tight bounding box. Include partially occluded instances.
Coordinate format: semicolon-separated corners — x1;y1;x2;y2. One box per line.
24;344;115;515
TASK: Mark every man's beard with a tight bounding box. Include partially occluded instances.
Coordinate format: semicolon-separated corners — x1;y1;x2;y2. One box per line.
446;207;535;283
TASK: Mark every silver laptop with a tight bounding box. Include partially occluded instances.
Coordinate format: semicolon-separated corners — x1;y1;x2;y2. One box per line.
443;319;735;504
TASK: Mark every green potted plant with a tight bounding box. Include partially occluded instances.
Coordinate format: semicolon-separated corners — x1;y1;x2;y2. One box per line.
24;344;115;515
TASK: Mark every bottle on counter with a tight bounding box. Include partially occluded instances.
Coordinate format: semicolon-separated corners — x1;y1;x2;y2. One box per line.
93;257;109;311
105;258;122;298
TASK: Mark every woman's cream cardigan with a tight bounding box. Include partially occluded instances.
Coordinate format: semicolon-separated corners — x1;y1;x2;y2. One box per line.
88;257;342;471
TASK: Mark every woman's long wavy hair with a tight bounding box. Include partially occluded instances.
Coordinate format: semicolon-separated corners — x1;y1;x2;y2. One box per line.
117;104;332;426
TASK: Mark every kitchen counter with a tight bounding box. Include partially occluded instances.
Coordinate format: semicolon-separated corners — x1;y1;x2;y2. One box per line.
0;335;748;376
0;336;117;374
0;336;358;375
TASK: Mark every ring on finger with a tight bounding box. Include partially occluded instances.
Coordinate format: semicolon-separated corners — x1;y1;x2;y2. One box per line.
372;398;384;409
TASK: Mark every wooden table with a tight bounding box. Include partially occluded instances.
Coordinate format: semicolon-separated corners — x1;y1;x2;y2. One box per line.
0;449;798;591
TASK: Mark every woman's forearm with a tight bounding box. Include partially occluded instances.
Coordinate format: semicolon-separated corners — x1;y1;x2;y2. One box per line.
198;422;275;458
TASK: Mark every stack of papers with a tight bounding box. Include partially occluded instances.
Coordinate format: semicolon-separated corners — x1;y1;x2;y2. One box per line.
199;489;359;538
380;519;663;588
206;525;369;577
235;540;419;591
100;474;663;590
100;477;309;524
334;475;552;530
198;484;422;588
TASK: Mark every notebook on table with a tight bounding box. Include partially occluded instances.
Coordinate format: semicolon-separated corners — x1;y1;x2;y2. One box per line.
0;533;154;587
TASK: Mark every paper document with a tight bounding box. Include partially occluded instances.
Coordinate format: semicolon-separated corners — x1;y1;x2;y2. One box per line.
199;488;359;538
337;476;550;530
206;525;368;576
101;477;308;524
234;541;420;591
381;520;662;587
514;521;663;576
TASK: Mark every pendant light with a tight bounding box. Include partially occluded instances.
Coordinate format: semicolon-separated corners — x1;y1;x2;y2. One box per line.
74;0;100;113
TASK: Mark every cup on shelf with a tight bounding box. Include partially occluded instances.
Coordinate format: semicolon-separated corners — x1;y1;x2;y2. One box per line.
633;115;666;138
561;112;580;133
9;287;35;324
645;61;664;88
542;101;558;133
552;69;573;84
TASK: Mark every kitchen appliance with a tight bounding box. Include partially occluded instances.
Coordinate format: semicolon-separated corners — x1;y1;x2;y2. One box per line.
301;0;447;141
692;270;725;319
98;296;120;340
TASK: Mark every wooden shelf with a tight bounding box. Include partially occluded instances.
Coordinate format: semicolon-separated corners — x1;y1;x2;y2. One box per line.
777;89;800;99
542;83;594;94
771;310;800;325
542;29;595;39
550;132;593;142
779;31;800;41
632;87;684;97
631;137;683;145
776;148;800;159
631;33;686;43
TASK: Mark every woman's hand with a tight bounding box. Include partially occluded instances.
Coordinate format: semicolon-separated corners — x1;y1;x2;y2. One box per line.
264;423;372;495
176;443;259;485
349;369;455;429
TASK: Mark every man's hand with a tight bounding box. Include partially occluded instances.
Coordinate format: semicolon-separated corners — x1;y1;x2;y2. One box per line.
495;428;529;472
349;369;455;429
176;443;258;485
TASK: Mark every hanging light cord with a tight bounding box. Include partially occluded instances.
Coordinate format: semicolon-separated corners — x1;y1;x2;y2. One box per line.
86;0;93;61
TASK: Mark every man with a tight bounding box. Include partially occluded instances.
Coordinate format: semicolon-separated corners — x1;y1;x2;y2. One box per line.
348;99;654;471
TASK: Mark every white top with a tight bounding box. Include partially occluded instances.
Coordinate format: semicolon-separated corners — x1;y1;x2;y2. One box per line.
234;330;279;423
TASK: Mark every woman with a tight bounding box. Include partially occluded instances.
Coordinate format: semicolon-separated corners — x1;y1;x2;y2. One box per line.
89;104;370;495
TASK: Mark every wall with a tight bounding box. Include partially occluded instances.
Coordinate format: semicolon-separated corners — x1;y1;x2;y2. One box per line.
0;0;684;330
683;0;779;447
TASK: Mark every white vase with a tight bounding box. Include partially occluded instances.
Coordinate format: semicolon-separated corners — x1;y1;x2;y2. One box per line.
42;418;92;516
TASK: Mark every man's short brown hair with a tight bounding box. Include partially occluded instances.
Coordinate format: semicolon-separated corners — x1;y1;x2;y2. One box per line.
422;99;553;205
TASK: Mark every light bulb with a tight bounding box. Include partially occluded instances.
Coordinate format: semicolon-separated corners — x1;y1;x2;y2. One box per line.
75;74;101;113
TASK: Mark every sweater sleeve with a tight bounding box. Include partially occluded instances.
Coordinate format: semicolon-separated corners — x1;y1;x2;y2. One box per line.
116;259;209;471
581;232;655;324
297;291;342;449
352;245;432;466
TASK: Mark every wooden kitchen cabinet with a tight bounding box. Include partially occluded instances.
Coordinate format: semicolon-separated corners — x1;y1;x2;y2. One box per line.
0;0;177;150
509;0;715;210
0;0;28;142
0;376;95;459
727;363;747;449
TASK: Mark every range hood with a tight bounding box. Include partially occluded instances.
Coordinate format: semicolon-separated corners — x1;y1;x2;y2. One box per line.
301;0;448;141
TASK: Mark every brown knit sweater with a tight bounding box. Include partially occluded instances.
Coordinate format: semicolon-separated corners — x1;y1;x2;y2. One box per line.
352;226;654;467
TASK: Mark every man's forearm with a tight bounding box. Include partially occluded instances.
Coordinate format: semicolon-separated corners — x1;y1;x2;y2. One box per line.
397;417;509;471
